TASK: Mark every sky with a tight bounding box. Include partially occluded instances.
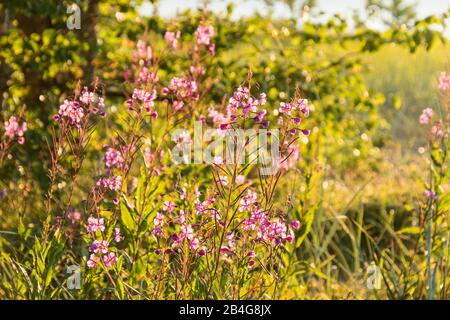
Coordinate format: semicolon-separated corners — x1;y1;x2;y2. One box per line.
140;0;450;36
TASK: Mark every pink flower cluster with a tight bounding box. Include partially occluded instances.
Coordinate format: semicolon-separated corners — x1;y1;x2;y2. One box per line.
87;217;105;232
195;24;214;45
174;131;192;145
220;86;268;128
419;108;434;124
194;192;221;220
419;108;448;138
149;185;300;266
137;67;158;84
195;24;215;55
164;30;181;49
127;88;158;118
172;222;200;251
239;190;258;212
54;87;106;127
90;239;109;254
438;72;450;91
162;77;199;110
4;116;27;145
240;189;295;246
80;86;95;105
54;100;84;127
163;200;175;213
279;98;311;136
279;98;309;116
423;190;437;200
67;208;81;224
86;217;121;269
152;212;164;237
96;176;122;192
153;207;202;251
87;251;118;269
135;40;152;63
104;147;124;170
79;86;106;117
431;121;448;138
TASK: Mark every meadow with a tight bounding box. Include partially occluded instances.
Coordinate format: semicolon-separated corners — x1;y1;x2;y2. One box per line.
0;1;449;300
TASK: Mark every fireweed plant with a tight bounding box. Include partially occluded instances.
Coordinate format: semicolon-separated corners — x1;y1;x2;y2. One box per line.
0;22;313;299
417;72;449;299
370;72;450;299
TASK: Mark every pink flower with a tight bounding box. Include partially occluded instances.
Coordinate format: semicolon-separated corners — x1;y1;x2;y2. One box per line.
235;175;246;184
90;240;109;254
4;116;27;144
438;72;450;91
131;88;157;113
220;246;230;254
291;220;301;229
208;43;215;55
239;190;258;212
175;131;192;144
190;65;205;76
431;121;448;138
104;147;124;169
163;201;175;213
96;176;122;191
87;217;105;233
279;99;309;117
54;99;84;127
286;235;294;243
80;86;95;105
219;176;228;186
226;86;265;118
164;77;199;102
67;208;81;223
180;224;194;240
423;190;437;200
153;212;164;227
114;227;123;243
137;67;158;84
297;99;310;116
135;40;152;61
419;108;434;124
189;237;200;250
195;24;214;45
279;102;293;115
164;30;180;49
152;213;164;237
143;147;154;168
98;96;105;109
152;226;163;237
102;252;118;268
179;210;186;224
87;254;98;268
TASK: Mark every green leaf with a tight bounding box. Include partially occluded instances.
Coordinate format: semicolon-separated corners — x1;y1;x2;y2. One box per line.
438;193;450;215
397;226;420;235
120;197;136;233
295;206;316;248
